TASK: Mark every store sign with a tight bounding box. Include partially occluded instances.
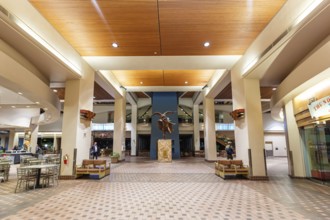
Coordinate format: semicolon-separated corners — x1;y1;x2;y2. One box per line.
308;96;330;118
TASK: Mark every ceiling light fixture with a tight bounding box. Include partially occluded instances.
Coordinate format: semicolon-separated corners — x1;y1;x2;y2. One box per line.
112;42;119;48
11;106;16;108
53;89;58;92
185;81;188;84
272;88;277;91
203;42;210;47
18;92;23;95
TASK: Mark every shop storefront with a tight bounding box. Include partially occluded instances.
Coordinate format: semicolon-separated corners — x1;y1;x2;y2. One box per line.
302;122;330;182
294;88;330;184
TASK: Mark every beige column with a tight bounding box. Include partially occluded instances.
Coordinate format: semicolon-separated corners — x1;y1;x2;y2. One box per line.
203;97;217;161
284;101;306;177
113;92;126;161
29;124;39;153
13;132;19;148
193;104;201;151
53;133;58;153
232;76;267;179
8;129;15;149
61;70;94;177
130;104;137;156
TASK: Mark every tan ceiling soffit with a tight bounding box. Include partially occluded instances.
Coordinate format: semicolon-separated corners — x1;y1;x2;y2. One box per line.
83;56;241;70
95;71;123;99
125;86;203;92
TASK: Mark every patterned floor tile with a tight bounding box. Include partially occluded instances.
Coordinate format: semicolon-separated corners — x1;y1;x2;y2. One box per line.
0;157;329;220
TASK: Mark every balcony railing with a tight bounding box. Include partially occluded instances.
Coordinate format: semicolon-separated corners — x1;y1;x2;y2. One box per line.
93;122;234;131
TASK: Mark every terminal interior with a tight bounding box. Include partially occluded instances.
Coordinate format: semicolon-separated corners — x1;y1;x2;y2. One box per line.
0;1;329;219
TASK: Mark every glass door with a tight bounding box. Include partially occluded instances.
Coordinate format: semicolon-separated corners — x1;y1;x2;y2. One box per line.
303;121;330;184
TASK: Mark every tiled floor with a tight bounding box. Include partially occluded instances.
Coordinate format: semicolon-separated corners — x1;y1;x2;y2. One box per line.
0;156;329;220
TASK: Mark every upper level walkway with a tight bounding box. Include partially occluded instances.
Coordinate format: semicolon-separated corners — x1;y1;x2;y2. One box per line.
0;157;329;220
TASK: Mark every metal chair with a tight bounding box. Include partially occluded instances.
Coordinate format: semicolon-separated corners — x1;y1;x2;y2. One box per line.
28;160;45;166
0;163;10;181
15;168;37;193
42;165;60;187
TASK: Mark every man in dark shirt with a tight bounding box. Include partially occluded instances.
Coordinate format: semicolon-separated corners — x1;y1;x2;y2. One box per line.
91;142;98;159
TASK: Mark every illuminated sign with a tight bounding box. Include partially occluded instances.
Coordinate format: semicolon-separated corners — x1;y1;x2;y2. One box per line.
308;96;330;118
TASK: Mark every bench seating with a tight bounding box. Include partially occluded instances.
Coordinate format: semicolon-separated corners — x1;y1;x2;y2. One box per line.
76;159;110;179
215;160;249;179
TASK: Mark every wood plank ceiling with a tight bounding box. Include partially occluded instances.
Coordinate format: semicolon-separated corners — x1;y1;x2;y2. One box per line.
29;0;286;99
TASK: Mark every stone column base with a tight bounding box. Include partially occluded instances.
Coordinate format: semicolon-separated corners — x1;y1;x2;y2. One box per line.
158;139;172;162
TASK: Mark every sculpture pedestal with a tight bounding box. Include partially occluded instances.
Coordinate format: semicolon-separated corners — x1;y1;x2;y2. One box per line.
158;139;172;162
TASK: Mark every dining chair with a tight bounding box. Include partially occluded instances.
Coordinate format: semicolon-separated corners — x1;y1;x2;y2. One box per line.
0;163;10;181
15;168;37;193
42;165;60;187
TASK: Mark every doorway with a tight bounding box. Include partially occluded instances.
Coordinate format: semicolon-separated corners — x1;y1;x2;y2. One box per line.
302;121;330;183
179;135;193;157
265;141;274;157
137;135;150;157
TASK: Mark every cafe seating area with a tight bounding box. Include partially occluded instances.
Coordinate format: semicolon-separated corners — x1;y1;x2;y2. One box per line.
12;154;61;193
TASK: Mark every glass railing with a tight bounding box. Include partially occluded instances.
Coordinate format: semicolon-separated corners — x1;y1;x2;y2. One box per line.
92;122;234;131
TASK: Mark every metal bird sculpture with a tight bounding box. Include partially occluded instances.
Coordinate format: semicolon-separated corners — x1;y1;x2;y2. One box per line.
152;111;176;139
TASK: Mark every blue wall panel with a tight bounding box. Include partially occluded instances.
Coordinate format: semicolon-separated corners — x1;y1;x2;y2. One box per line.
150;92;180;159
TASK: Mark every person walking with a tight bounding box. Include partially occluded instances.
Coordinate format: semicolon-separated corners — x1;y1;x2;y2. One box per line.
225;142;234;160
91;142;99;160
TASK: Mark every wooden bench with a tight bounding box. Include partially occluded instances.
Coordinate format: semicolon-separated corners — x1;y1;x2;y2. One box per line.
215;160;249;179
76;159;110;179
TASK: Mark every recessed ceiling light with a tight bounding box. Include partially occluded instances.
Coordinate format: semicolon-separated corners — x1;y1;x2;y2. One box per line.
26;106;30;108
11;106;16;108
35;101;40;104
18;92;23;95
272;88;277;91
112;42;119;48
203;42;210;47
53;89;58;92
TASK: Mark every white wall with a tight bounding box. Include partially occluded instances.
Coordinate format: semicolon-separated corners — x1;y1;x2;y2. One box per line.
93;112;109;123
264;133;287;157
179;98;193;107
263;113;287;156
39;114;63;132
263;113;284;132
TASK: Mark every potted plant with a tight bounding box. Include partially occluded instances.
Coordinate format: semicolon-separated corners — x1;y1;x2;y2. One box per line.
110;152;120;163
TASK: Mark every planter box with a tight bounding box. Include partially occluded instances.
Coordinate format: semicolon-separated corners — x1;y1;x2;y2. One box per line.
111;157;119;163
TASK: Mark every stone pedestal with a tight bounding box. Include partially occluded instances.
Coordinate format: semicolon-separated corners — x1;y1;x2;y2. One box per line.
158;139;172;162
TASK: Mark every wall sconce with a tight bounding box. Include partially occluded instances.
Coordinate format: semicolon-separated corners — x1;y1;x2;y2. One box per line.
230;109;245;120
